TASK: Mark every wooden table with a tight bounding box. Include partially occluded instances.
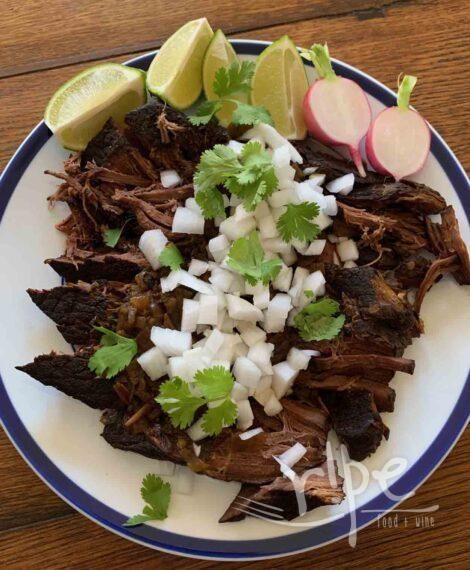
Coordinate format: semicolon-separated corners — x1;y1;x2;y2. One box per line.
1;1;469;567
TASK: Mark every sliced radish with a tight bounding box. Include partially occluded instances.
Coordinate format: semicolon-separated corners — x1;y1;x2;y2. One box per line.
302;44;371;177
139;229;168;270
137;346;168;381
366;74;431;181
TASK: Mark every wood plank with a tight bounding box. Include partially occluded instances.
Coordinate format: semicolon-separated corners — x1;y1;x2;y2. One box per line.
0;0;468;174
0;0;420;78
0;431;468;568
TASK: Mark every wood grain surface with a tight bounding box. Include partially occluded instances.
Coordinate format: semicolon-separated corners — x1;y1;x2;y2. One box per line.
0;0;469;567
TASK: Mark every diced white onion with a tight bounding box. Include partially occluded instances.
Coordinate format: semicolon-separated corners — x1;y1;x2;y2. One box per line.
137;346;168;381
326;173;355;196
309;173;326;186
226;294;263;322
263;293;292;332
233;356;262;396
343;260;358;268
241;124;303;163
181;299;200;332
239;427;264;440
302;270;326;298
172;207;205;234
151;326;192;356
273;263;293;292
160;169;182;188
197;295;218;325
254;202;278;239
179;270;214;295
231;381;250;402
237;399;254;431
172;465;195;495
303;166;317;175
256;375;272;395
168;356;188;379
228;140;245;154
209;266;234;292
304;240;326;256
236;322;267;347
247;341;274;375
139;229;168;270
316;211;334;231
323;194;338;216
204;328;225;354
272;361;299;399
276;442;307;468
188;259;209;276
264;393;283;416
337;239;359;262
219;215;256;241
268;189;293;208
287;348;312;371
185;197;202;215
208;234;230;263
187;417;208;442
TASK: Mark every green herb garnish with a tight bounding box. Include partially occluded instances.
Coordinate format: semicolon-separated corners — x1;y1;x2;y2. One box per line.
189;61;273;127
194;142;278;217
293;297;345;341
156;366;237;436
88;326;138;379
124;474;171;526
277;202;321;242
159;243;184;271
103;225;125;248
227;230;282;286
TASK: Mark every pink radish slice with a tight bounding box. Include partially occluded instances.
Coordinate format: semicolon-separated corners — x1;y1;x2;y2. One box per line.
302;44;371;177
366;75;431;181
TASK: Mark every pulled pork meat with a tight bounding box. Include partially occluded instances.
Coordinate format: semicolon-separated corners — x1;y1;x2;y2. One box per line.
17;100;470;524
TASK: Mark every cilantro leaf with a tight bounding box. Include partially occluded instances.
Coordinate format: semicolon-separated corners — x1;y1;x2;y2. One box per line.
231;102;274;126
103;225;125;248
194;366;234;401
188;100;223;126
227;231;282;286
277;202;321;242
213;61;255;98
155;377;205;429
124;474;171;526
88;326;138;379
293;297;346;341
201;398;238;436
195;187;226;219
194;144;240;193
159;243;184;271
304;289;314;298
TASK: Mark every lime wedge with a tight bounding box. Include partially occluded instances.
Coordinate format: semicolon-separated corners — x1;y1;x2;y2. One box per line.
203;30;247;126
147;18;213;110
251;36;309;139
44;63;146;151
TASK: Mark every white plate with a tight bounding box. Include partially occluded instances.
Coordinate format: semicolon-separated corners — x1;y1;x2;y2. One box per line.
0;41;469;560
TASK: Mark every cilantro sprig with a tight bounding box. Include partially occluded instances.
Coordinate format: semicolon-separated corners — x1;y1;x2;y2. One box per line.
103;225;125;248
88;326;138;379
124;474;171;526
277;202;321;242
189;61;273;127
159;243;184;271
293;297;345;342
155;366;237;436
195;142;278;217
227;230;282;286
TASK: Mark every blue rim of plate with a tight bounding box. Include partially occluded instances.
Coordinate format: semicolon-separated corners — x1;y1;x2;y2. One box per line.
0;40;469;561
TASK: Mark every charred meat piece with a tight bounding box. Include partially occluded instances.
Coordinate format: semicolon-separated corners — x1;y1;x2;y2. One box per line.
220;464;344;523
81;118;156;180
415;254;460;312
46;249;149;283
383;255;432;291
293;137;383;185
27;284;107;346
125;100;229;178
323;390;389;461
338;182;446;215
16;353;123;409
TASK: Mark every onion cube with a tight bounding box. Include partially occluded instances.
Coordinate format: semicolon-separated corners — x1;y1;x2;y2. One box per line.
288;267;309;305
272;361;299;399
172;207;205;234
181;299;200;332
187;417;208;442
272;144;291;168
209;267;234;292
226;294;263;322
208;234;230;263
255;375;272;394
287;348;312;371
326;173;355;196
204;329;225;354
160;270;181;293
263;293;292;332
343;260;358;268
254;388;273;407
262;237;292;255
254;202;278;239
239;427;264;440
268;189;293;208
236;399;254;431
228;140;244;154
188;259;209;276
168;356;189;380
179;270;214;295
276;442;307;468
273;263;293;292
253;287;270;310
160;169;182;188
281;248;297;266
337;239;359;262
151;326;192;356
231;381;249;402
264;393;283;416
316;211;334;231
139;229;168;270
236;322;267;347
303;270;326;298
233;356;262;396
309;173;326;186
219;215;256;241
137;346;168;381
323;195;338;216
304;240;326;256
247;341;274;375
185;197;202;215
198;295;218;326
242;124;303;163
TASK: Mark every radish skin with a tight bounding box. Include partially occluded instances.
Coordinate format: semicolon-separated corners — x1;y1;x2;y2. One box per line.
301;44;371;177
366;75;430;181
